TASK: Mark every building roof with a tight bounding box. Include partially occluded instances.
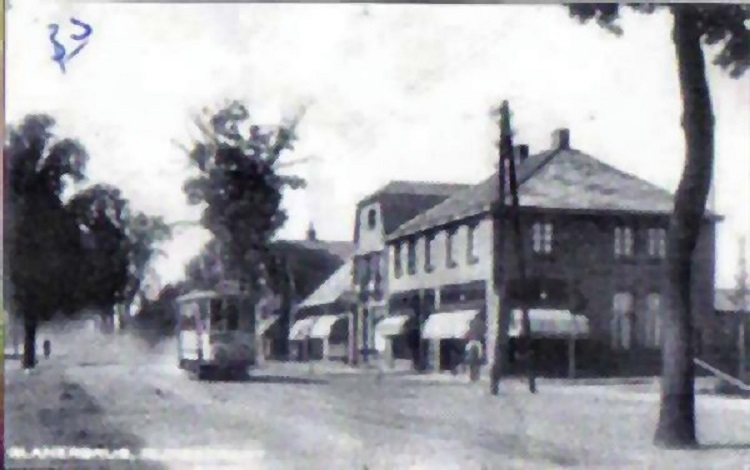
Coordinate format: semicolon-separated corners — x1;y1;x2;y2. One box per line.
273;239;354;261
716;288;750;313
388;147;717;241
298;258;353;309
353;181;471;244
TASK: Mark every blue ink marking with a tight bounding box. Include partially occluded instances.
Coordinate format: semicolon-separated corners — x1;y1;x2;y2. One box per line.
48;18;93;73
48;24;67;73
69;18;93;41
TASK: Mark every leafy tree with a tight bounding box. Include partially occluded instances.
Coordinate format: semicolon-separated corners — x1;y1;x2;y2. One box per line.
66;185;172;332
567;4;750;448
5;115;172;366
4;115;88;368
131;283;181;346
184;238;224;292
67;184;131;331
122;212;172;323
181;101;306;295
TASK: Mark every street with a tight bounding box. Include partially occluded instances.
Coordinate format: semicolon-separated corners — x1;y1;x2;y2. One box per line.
6;332;750;469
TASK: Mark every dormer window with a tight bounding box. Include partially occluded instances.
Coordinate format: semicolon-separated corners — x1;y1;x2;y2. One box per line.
367;208;377;230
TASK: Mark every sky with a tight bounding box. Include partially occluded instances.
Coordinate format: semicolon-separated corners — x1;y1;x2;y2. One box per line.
7;1;750;290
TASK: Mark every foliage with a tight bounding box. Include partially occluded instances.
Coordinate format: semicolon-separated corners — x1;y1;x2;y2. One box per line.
4;114;89;323
4;114;172;366
181;101;306;293
568;4;750;77
131;284;181;346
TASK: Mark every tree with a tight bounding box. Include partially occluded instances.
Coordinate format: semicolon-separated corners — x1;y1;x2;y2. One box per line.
122;212;172;323
181;101;306;295
131;283;181;346
66;185;172;332
568;4;750;448
4;115;88;368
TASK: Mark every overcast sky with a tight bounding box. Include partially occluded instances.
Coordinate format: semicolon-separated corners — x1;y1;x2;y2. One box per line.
7;1;750;289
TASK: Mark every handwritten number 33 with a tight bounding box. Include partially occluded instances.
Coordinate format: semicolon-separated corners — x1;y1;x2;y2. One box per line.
48;18;93;73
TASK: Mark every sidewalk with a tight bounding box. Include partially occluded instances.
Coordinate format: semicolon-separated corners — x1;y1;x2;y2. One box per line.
258;358;418;377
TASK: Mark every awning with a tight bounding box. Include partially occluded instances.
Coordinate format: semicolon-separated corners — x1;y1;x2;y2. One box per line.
422;310;481;340
509;309;589;338
288;317;316;341
298;259;353;309
375;315;413;337
309;314;348;339
258;315;280;336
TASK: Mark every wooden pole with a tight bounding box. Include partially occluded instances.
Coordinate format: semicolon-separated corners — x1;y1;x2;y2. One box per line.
507;130;537;394
489;101;511;395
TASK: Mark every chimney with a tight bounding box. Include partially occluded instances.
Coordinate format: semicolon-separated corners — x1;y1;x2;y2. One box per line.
552;128;570;150
518;144;529;163
306;223;317;241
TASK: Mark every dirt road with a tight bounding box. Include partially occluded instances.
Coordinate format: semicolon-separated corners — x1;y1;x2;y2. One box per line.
6;333;750;469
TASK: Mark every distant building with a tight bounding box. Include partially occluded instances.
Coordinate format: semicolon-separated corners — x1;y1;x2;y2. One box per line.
297;127;722;377
260;228;354;360
712;288;750;377
381;128;720;377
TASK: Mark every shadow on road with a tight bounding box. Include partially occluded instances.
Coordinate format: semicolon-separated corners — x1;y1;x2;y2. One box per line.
699;442;750;451
199;372;328;385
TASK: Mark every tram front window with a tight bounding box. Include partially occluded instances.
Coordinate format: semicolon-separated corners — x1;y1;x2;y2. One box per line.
225;304;239;331
210;299;240;332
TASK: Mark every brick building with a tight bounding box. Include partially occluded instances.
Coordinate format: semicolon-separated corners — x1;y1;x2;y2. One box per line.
379;128;721;377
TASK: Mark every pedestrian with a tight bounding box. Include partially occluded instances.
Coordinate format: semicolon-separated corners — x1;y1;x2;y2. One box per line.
465;338;482;382
43;339;51;359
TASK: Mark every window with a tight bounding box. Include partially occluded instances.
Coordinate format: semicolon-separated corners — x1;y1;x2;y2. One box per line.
394;243;403;278
367;208;377;230
446;229;457;268
370;254;382;290
356;256;370;285
407;239;417;275
425;234;435;272
612;292;634;350
614;227;634;258
532;222;553;254
467;224;478;264
645;293;662;348
648;228;667;258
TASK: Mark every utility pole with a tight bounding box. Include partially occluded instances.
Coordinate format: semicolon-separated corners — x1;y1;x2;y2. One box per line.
489;101;511;395
489;101;535;394
507;132;537;394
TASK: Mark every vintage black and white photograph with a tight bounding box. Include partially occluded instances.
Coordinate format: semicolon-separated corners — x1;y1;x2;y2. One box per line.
4;1;750;468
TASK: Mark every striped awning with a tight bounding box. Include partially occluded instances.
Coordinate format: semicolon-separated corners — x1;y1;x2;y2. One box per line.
509;309;589;338
288;317;316;341
375;315;413;337
422;310;481;340
258;316;280;336
309;314;348;339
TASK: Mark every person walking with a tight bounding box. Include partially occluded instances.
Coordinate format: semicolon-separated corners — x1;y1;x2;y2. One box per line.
43;339;51;359
465;338;482;382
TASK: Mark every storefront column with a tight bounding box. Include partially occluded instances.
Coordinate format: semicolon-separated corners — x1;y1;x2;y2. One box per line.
568;337;576;379
348;310;358;365
386;338;395;369
485;280;500;368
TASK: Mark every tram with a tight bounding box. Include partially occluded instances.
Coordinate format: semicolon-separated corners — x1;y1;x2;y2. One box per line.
175;283;257;380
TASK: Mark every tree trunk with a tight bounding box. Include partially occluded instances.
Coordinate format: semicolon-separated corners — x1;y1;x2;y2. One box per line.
654;7;714;449
22;314;37;369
